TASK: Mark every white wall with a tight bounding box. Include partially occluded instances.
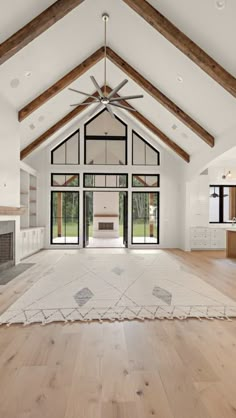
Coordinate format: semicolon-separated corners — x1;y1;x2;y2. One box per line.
0;95;20;207
93;192;119;215
26;110;185;249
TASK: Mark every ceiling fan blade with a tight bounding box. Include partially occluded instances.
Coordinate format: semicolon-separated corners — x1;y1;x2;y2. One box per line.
68;88;98;99
90;76;104;97
110;94;144;102
89;102;104;116
106;104;116;119
107;79;128;99
110;102;136;111
70;100;99;106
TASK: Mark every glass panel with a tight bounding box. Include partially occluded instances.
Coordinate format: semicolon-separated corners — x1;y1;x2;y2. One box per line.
132;175;159;187
51;192;79;244
95;175;106;187
53;142;66;164
65;174;79;187
86;140;106;164
119;175;127;187
52;174;79;187
86;110;126;136
132;192;158;244
146;175;159;187
223;187;230;222
228;187;236;220
52;174;66;186
84;174;94;187
66;133;79;164
146;193;158;243
133;134;145;165
132;175;146;186
107;140;126;165
106;175;117;187
146;145;158;165
209;187;220;222
65;217;78;243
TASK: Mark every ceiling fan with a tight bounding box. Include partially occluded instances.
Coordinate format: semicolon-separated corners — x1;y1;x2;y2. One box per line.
69;13;143;119
210;187;228;198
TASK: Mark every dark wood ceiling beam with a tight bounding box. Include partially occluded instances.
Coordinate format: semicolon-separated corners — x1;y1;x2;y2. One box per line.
0;0;86;65
123;0;236;98
106;47;214;147
18;46;104;121
106;88;189;163
19;46;213;148
21;85;190;163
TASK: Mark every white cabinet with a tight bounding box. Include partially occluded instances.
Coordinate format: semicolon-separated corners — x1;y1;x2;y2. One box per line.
190;227;226;250
20;227;45;259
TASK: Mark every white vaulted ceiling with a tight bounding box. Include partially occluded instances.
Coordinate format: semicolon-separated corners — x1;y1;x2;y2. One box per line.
0;0;235;161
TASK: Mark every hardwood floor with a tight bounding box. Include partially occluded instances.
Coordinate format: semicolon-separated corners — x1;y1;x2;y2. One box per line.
0;250;236;418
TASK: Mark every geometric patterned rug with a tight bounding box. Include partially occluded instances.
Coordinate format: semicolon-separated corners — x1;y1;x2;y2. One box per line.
0;250;236;325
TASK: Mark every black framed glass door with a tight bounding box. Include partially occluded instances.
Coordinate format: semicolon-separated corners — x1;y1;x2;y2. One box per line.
132;192;159;244
51;191;79;244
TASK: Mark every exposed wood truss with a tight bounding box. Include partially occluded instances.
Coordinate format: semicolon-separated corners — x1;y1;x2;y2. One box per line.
18;47;104;121
104;87;190;163
20;86;190;163
123;0;236;98
106;48;214;147
18;47;213;147
0;0;86;65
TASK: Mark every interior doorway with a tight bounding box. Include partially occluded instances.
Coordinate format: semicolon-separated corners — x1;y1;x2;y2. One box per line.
83;191;128;248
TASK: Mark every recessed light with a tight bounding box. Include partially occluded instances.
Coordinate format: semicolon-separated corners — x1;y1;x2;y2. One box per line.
172;124;178;130
215;0;226;9
29;123;35;130
177;75;183;83
38;115;44;122
25;71;32;78
10;78;20;88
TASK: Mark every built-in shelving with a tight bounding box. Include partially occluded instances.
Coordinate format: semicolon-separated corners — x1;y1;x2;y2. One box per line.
20;162;38;229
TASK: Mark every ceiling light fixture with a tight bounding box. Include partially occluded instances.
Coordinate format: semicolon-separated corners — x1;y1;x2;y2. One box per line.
215;0;226;9
68;13;143;119
177;75;183;83
222;170;232;179
210;187;219;198
25;71;32;78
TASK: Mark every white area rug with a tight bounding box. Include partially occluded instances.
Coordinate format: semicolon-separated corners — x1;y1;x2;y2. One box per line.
1;250;236;324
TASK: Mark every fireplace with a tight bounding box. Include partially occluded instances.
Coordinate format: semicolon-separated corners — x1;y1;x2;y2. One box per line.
0;221;15;272
98;222;114;231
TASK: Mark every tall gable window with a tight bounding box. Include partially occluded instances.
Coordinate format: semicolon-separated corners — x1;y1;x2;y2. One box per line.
84;110;127;165
132;131;159;166
51;130;80;165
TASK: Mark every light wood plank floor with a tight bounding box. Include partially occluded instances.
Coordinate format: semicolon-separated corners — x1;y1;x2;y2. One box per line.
0;250;236;418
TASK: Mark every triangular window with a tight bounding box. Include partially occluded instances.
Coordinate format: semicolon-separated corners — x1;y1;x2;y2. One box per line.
132;131;159;166
51;130;80;165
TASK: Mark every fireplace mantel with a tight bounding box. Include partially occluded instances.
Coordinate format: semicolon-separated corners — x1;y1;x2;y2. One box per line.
0;206;26;216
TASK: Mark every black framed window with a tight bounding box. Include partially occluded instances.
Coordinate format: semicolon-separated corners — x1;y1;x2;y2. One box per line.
84;174;128;188
51;130;80;165
209;185;236;223
51;174;79;187
84;109;127;165
132;174;159;187
132;131;159;166
51;191;79;244
132;192;159;244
